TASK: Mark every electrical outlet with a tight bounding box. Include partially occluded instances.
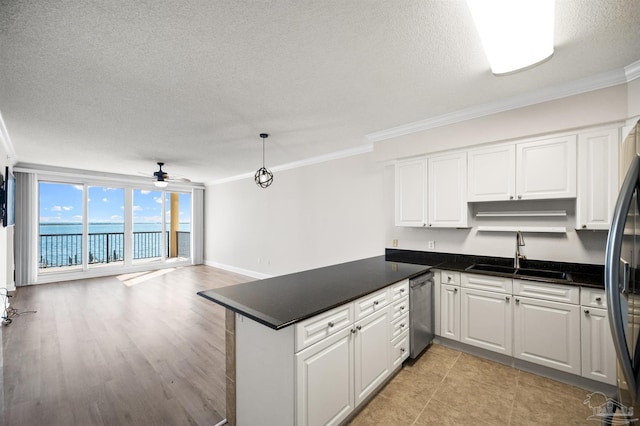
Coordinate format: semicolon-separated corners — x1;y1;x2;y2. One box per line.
427;240;435;250
392;239;398;248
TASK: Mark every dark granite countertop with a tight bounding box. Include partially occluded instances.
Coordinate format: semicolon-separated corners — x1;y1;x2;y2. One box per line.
198;256;431;330
385;249;604;289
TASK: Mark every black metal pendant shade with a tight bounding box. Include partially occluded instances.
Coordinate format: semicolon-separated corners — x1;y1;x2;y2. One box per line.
255;133;274;188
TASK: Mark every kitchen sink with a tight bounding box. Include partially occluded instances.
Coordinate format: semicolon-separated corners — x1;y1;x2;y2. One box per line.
466;264;571;281
466;264;516;274
514;268;570;281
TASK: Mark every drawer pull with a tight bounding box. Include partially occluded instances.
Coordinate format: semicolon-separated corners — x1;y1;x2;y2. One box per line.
373;301;379;306
584;309;590;315
356;325;362;330
400;288;406;293
328;322;334;328
400;323;406;328
505;296;510;302
595;297;602;302
400;348;406;353
351;328;357;334
447;276;452;282
454;288;458;293
515;298;520;304
400;305;406;310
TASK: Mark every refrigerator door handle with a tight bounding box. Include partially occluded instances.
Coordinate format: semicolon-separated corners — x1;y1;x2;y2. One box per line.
621;259;630;295
606;155;640;402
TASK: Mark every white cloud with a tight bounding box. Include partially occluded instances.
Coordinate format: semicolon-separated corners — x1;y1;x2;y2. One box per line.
140;190;151;195
73;185;83;191
132;205;143;212
102;198;108;202
72;215;83;221
62;206;73;211
154;197;163;204
51;206;62;212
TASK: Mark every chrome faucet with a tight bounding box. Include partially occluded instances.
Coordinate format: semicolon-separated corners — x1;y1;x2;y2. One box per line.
514;231;526;268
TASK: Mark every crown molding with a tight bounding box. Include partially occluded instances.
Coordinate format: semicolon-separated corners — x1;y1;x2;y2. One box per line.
207;143;373;186
625;59;640;82
0;111;17;163
367;66;631;143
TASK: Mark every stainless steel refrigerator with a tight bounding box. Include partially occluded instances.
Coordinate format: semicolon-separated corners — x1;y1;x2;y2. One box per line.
605;120;640;424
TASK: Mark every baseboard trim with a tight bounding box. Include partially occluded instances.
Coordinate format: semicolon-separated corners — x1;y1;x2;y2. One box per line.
204;260;273;280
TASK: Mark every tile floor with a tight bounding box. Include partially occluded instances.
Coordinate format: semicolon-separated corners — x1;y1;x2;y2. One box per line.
348;344;604;425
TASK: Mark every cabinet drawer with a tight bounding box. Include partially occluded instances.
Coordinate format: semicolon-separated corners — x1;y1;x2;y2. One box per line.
295;303;354;352
390;297;409;322
389;279;409;302
391;331;410;369
390;313;409;340
581;288;607;309
462;273;512;294
513;280;579;304
440;270;460;285
355;288;389;321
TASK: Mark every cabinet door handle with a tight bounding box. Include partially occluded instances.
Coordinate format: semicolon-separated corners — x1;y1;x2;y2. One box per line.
447;276;452;282
509;195;514;200
582;224;587;229
595;297;602;302
454;288;458;293
400;305;406;310
515;298;520;304
584;309;590;315
400;347;406;353
328;322;334;328
400;323;406;328
373;300;379;306
351;328;357;334
356;325;362;330
505;296;510;302
517;195;522;200
400;288;406;293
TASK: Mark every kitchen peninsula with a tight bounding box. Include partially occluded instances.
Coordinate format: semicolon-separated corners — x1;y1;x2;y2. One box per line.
198;256;430;426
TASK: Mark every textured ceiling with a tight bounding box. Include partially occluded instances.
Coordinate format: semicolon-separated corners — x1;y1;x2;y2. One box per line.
1;1;639;183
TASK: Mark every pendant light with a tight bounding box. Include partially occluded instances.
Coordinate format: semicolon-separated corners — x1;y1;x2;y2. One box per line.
254;133;274;188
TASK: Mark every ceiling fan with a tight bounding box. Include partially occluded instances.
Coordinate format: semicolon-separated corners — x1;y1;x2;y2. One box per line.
146;162;190;188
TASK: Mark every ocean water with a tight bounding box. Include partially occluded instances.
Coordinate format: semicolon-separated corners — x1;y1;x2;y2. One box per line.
39;222;191;268
40;222;191;234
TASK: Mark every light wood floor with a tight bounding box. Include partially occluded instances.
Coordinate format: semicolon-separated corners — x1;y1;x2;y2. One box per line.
2;265;251;426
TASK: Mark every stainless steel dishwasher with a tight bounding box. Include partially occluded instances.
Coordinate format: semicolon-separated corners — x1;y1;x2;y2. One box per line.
409;271;434;359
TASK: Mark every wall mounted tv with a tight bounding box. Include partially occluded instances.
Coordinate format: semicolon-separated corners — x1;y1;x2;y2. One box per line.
1;166;15;227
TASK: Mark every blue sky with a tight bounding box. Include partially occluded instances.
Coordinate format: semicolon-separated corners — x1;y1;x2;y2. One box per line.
39;183;191;224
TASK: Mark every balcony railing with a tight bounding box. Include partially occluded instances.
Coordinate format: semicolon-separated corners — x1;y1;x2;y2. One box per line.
39;231;190;268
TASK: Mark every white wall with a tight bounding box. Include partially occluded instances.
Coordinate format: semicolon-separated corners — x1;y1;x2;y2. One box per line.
205;152;386;277
205;82;635;276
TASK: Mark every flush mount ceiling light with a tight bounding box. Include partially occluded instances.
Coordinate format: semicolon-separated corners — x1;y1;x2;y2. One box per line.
467;0;555;75
254;133;274;188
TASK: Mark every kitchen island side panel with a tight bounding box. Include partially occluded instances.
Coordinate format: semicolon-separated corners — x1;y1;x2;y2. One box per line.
236;314;295;426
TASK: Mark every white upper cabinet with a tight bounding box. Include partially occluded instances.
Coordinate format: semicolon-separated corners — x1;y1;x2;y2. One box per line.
395;157;427;227
467;145;516;202
428;152;468;227
516;136;577;200
576;128;619;230
468;136;577;202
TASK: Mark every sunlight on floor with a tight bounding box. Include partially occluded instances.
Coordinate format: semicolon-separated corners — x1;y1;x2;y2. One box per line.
117;268;178;287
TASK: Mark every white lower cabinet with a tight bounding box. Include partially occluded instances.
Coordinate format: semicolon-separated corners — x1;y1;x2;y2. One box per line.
513;296;581;375
461;288;513;355
440;283;460;341
581;306;617;385
354;308;391;405
296;328;355;426
293;279;409;426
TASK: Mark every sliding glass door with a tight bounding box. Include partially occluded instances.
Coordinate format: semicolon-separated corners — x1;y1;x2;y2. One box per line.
38;182;83;270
